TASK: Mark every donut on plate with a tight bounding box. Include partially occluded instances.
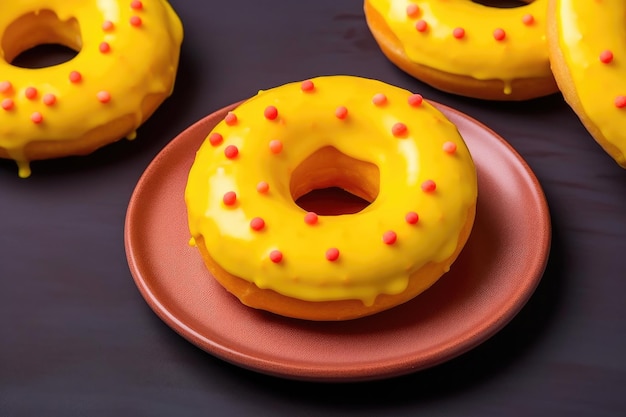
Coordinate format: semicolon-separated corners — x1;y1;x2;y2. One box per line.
0;0;183;177
185;76;478;321
364;0;558;101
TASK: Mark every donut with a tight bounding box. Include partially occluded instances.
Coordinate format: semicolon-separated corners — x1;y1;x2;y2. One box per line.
364;0;559;101
547;0;626;167
0;0;183;177
185;76;478;321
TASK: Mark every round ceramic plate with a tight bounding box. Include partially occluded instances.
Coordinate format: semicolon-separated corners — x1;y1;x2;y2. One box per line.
124;101;551;382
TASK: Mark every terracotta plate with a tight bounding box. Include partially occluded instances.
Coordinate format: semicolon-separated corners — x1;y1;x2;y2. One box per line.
124;101;551;382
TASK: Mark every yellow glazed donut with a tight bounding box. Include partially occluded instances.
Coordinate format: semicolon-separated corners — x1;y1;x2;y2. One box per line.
548;0;626;167
364;0;559;101
0;0;183;177
185;76;478;321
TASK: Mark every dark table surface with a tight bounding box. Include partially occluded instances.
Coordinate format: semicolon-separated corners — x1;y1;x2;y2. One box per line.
2;1;626;416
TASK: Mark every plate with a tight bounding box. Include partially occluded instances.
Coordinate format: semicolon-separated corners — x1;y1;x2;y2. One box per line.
124;101;551;382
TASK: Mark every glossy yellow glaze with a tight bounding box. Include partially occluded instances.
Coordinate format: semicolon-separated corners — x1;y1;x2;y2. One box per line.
0;0;183;177
551;0;626;167
185;76;477;306
367;0;550;95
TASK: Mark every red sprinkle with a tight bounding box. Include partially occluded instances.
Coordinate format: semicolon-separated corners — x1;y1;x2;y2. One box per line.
405;212;419;224
264;105;278;120
250;217;265;231
615;96;626;108
372;93;387;106
325;248;340;262
224;145;239;159
406;4;420;18
392;122;408;137
304;212;318;225
130;16;142;27
493;28;506;41
522;14;535;26
269;139;283;154
383;231;397;245
43;94;57;106
408;94;423;107
421;180;437;192
600;50;614;64
69;71;82;83
223;191;237;206
1;98;14;111
301;80;315;92
453;27;465;39
335;106;348;119
443;141;457;154
97;91;111;103
102;21;115;31
208;132;223;146
25;87;37;100
31;112;43;124
99;42;111;53
0;81;12;93
269;250;283;263
225;112;237;126
256;181;269;193
130;0;143;10
415;19;428;32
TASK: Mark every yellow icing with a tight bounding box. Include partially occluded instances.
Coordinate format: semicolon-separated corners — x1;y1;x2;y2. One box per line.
367;0;551;94
185;76;477;305
552;0;626;167
0;0;183;177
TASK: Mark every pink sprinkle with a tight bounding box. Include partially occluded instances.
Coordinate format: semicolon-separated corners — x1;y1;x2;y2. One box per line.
99;42;111;53
0;81;12;93
1;98;14;111
493;28;506;41
264;105;278;120
269;250;283;263
372;93;387;106
43;94;57;106
383;231;397;245
522;14;535;26
443;141;457;154
392;122;408;137
325;248;340;262
600;50;614;64
130;16;142;27
130;0;143;10
269;139;283;154
225;112;237;126
301;80;315;92
453;27;465;39
406;4;420;18
415;19;428;32
31;112;43;124
25;87;37;100
304;212;318;225
223;191;237;206
408;94;423;107
69;71;82;83
224;145;239;159
421;180;436;192
102;20;115;31
335;106;348;119
208;132;223;146
405;212;419;225
615;96;626;108
97;91;111;103
250;217;265;231
256;181;270;193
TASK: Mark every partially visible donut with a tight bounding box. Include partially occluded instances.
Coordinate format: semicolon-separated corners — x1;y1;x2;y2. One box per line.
364;0;558;101
547;0;626;167
185;76;478;321
0;0;183;177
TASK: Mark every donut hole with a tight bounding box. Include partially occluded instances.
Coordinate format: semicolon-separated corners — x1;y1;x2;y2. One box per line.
290;146;379;215
471;0;533;7
2;10;81;68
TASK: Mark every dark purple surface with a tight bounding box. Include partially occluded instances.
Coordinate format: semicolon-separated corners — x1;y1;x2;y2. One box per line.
1;1;625;416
